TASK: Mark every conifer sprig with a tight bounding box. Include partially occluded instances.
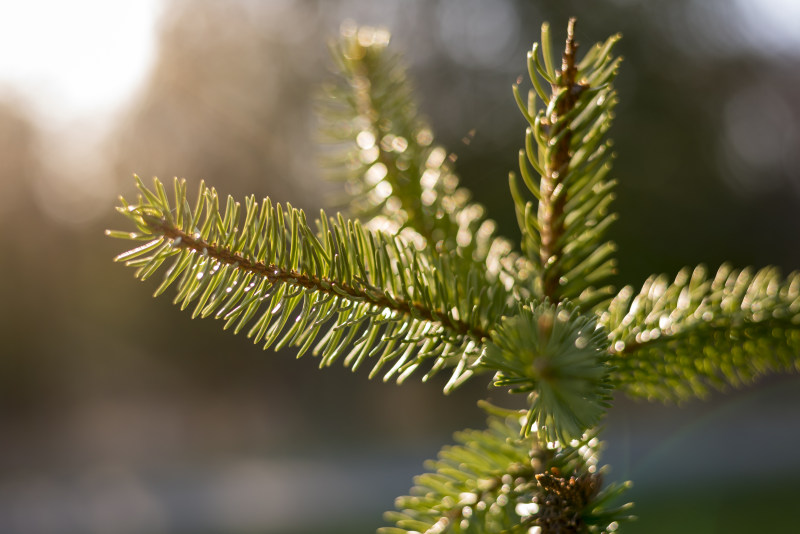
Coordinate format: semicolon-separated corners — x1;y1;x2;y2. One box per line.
108;176;512;390
602;264;800;401
511;19;621;310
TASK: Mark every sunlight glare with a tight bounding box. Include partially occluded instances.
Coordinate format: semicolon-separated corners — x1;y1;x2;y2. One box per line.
735;0;800;54
0;1;164;123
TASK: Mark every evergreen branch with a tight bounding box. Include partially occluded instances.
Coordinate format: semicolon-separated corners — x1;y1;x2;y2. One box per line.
380;413;632;534
319;24;528;293
601;264;800;401
108;177;513;391
512;20;621;310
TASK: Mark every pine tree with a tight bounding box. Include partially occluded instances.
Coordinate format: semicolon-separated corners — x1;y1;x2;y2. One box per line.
107;18;800;533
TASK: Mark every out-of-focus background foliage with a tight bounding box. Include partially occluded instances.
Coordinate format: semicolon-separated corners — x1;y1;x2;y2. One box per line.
1;1;799;532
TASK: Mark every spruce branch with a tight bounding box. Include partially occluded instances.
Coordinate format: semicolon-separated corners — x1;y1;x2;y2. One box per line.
108;176;512;390
602;264;800;401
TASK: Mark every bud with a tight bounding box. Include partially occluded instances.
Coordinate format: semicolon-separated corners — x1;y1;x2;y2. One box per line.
482;301;613;443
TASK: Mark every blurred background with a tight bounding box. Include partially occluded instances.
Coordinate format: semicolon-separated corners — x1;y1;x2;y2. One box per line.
0;0;799;532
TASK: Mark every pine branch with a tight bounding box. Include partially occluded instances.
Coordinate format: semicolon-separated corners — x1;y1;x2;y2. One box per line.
602;264;800;401
511;19;621;310
380;412;632;534
319;24;528;292
108;176;513;390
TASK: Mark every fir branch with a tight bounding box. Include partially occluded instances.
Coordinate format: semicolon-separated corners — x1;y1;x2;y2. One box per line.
380;414;632;534
109;176;513;390
602;264;800;401
511;20;621;311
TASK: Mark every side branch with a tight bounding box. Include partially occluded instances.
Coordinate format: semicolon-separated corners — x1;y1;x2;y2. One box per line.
347;45;436;244
149;216;491;341
602;265;800;401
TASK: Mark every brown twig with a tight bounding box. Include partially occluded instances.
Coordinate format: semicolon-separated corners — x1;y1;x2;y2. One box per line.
539;17;586;300
149;217;492;342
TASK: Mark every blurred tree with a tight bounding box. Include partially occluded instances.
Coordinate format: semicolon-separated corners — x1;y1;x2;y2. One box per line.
110;0;326;207
0;100;47;413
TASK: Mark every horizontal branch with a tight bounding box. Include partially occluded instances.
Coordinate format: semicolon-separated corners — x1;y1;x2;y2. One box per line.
151;217;491;341
602;264;800;401
109;176;512;390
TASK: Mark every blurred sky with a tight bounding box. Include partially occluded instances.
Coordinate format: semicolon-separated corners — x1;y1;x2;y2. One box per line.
0;1;165;226
0;1;164;125
0;0;799;229
0;0;799;125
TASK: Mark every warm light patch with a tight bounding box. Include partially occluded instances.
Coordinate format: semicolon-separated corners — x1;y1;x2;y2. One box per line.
0;1;164;122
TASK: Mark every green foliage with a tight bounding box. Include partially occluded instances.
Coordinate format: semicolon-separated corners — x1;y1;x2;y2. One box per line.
510;26;621;311
380;413;632;534
482;302;613;443
319;25;527;291
603;264;800;401
108;17;800;534
108;176;511;390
